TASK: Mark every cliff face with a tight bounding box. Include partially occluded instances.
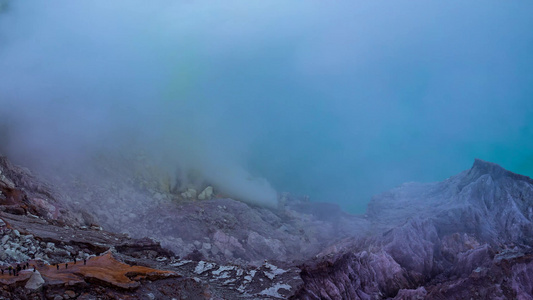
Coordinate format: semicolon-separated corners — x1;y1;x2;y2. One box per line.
368;159;533;242
294;159;533;299
1;156;533;299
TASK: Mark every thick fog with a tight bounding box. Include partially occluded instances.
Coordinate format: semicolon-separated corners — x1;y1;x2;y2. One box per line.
0;1;532;212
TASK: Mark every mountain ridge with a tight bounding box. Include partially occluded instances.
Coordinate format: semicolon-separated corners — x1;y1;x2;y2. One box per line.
295;159;533;299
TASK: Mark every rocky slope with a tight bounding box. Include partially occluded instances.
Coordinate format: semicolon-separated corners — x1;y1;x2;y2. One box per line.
2;156;533;299
39;154;370;265
0;155;310;299
293;159;533;299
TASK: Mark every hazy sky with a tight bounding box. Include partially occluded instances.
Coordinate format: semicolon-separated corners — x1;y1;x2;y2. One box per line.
1;1;532;212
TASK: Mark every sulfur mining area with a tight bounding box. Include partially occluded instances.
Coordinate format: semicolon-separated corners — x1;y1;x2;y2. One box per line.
1;0;533;298
0;152;533;299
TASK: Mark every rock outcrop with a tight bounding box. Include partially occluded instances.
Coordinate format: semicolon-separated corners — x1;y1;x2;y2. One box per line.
293;159;533;299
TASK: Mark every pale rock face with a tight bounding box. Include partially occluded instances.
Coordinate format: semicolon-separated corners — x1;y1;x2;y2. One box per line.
0;167;16;189
212;230;246;259
198;186;213;200
181;188;197;199
25;270;45;290
194;261;216;274
246;231;285;259
5;248;30;262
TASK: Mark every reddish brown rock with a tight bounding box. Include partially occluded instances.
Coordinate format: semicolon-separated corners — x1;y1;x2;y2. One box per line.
38;252;179;290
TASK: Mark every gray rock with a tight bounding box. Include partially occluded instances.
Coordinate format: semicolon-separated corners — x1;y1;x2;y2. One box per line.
202;243;212;250
198;186;213;200
25;270;45;290
181;188;197;199
5;248;30;261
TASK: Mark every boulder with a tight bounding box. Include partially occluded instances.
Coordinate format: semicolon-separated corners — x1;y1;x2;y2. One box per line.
198;186;213;200
25;270;45;290
181;188;197;199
